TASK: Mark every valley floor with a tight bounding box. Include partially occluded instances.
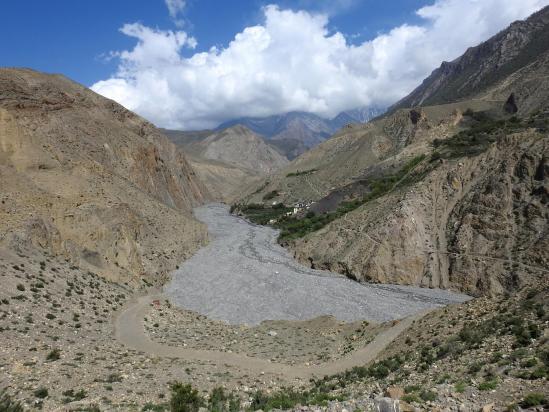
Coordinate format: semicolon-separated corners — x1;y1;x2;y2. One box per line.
0;205;546;411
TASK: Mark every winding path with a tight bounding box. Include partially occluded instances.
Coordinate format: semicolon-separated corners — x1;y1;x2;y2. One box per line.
115;293;428;380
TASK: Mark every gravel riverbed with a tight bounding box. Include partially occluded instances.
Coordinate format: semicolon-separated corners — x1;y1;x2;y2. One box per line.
164;203;470;325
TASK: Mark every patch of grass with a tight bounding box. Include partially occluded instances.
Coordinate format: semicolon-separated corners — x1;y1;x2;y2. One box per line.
401;394;421;403
520;392;546;408
454;381;467;393
433;111;548;159
478;378;498;391
404;385;421;394
0;389;24;412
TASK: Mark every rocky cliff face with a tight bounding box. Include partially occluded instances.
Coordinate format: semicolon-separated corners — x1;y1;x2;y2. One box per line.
391;6;549;110
0;68;208;284
243;99;493;206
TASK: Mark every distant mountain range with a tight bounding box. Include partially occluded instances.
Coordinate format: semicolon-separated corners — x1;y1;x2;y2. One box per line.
217;106;386;159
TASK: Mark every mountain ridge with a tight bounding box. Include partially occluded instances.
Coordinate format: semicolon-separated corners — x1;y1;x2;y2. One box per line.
217;107;386;159
390;5;549;111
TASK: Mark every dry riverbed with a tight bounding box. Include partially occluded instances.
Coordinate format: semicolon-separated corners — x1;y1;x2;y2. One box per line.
164;203;470;325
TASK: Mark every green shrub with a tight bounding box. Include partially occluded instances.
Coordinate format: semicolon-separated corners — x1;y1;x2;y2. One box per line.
34;388;48;399
529;366;548;380
420;390;437;402
404;385;421;394
401;394;421;403
106;373;122;383
46;349;61;362
62;389;87;403
16;284;25;292
169;383;203;412
208;387;239;412
520;358;537;368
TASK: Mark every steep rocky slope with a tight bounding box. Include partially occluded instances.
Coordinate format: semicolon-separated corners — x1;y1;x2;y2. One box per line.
237;9;549;296
291;129;548;295
165;125;288;202
188;125;288;173
391;5;549;110
0;68;208;284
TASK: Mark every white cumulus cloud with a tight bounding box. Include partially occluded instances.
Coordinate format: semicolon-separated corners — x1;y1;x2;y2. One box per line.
91;0;549;130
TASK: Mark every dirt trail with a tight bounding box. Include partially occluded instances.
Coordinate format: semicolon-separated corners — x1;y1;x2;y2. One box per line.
114;293;427;380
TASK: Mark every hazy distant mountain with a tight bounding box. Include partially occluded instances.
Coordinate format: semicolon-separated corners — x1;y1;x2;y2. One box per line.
330;106;387;129
217;106;386;159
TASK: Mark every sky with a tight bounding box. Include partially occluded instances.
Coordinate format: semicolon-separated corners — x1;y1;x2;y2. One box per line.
2;0;548;130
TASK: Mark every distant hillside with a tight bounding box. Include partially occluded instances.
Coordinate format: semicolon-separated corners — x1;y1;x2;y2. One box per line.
164;125;288;201
0;68;208;284
217;107;385;159
391;5;549;110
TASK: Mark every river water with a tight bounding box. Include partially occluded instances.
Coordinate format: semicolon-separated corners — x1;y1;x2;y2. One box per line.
164;203;470;325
